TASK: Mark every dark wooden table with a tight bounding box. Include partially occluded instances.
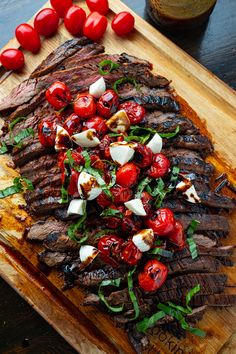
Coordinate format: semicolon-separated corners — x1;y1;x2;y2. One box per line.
0;0;235;353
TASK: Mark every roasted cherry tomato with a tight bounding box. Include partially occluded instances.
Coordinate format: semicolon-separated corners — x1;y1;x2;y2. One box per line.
50;0;72;17
34;8;59;37
138;259;168;292
111;184;133;204
83;116;108;137
147;153;170;178
15;24;41;53
111;12;135;36
46;82;71;110
121;240;142;265
83;12;108;41
90;154;105;171
97;192;112;208
86;0;109;15
167;220;186;250
98;235;124;267
141;191;153;214
97;90;119;118
98;134;113;159
64;6;86;35
0;49;24;71
147;208;175;236
119;101;145;124
38;119;57;147
116;163;140;188
121;215;142;234
74;93;96;119
63;113;82;135
68;169;80;196
103;205;124;229
133;143;153;168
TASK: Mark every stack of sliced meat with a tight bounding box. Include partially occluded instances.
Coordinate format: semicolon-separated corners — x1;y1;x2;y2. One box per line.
0;38;235;353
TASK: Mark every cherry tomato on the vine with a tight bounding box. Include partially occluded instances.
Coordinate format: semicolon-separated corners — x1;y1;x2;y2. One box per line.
50;0;72;17
167;220;186;250
74;93;97;119
83;12;108;41
146;208;175;236
86;0;109;15
133;143;153;168
64;6;86;35
121;240;142;265
15;24;41;53
38;119;57;147
83;116;108;137
119;101;145;124
116;163;140;188
147;153;170;178
34;8;59;37
0;49;24;71
138;259;168;292
98;235;124;267
111;12;135;36
46;82;71;110
97;90;120;118
63;113;82;135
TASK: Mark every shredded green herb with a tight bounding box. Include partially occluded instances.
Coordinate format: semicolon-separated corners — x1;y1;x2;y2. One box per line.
81;150;91;169
98;278;124;313
0;142;8;155
9;116;26;139
148;247;173;258
13;128;35;148
94;229;119;239
135;177;152;198
127;267;140;320
158;126;180;138
100;208;123;219
85;166;112;199
186;220;200;259
98;60;120;75
136;310;166;332
113;77;139;95
0;177;34;199
186;284;201;311
67;214;87;242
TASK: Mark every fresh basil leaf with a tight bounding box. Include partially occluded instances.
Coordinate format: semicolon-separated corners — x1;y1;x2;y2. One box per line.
67;214;87;241
179;317;206;337
113;77;140;95
158;126;180;139
108;167;117;189
98;60;120;75
186;284;201;310
149;247;173;258
127;267;140;320
98;278;124;313
136;310;166;333
187;220;200;238
186;220;200;260
135;177;152;198
129;126;157;136
0;177;33;199
81;150;91;169
60;185;69;204
168;166;180;190
167;302;190;314
14;128;35;146
94;229;119;239
64;149;83;172
9;116;26;140
21;177;34;191
0;142;8;155
100;208;123;219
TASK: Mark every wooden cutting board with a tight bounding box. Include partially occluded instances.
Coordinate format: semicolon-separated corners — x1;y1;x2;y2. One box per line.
0;1;236;353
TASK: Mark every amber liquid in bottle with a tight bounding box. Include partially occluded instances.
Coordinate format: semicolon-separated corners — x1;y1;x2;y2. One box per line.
146;0;217;30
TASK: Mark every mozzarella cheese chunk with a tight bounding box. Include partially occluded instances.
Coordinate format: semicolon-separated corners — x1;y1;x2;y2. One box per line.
124;198;147;216
110;141;136;166
106;110;130;133
67;199;87;216
132;229;154;252
80;245;99;266
77;171;102;200
71;129;100;148
89;77;106;98
55;125;71;152
147;133;163;153
176;180;201;204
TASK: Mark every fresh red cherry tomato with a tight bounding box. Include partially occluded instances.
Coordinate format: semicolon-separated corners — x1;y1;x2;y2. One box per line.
119;101;145;124
102;205;124;229
68;169;80;197
141;191;153;214
121;240;142;265
167;220;186;250
0;49;24;71
98;235;124;267
74;93;97;119
46;82;71;110
15;24;41;53
64;6;86;35
98;134;113;159
58;149;84;171
116;163;140;188
147;153;170;178
121;215;142;234
97;90;120;118
83;12;108;41
111;12;135;36
133;143;153;168
147;208;175;236
83;116;108;137
63;113;82;135
34;8;59;37
86;0;109;15
138;259;168;292
38;119;57;147
50;0;72;17
111;185;133;204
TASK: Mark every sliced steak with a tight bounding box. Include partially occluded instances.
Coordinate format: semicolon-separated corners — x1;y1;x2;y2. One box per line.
167;256;220;276
162;199;207;214
12;142;53;167
175;213;230;232
198;191;236;209
29;196;64;215
38;250;75;267
75;267;125;287
193;234;217;248
43;231;79;252
190;294;236;307
27;218;68;242
169;155;214;176
20;154;58;177
164;134;213;156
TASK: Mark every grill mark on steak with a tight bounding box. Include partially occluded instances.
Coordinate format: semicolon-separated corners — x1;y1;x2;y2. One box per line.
198;191;236;209
175;213;229;232
190;294;236;307
43;231;79;252
164;134;213;156
193;234;217;248
75;267;125;287
25;187;61;204
12;142;53;167
170;155;215;176
27;218;68;241
20;154;58;178
38;250;76;267
29;196;64;215
162;199;208;213
167;256;220;276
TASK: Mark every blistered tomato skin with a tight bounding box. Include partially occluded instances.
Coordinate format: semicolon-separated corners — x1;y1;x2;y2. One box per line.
111;12;135;36
116;163;140;188
97;192;111;208
103;205;124;229
119;101;145;124
147;208;175;236
74;93;97;119
121;240;142;265
68;169;80;197
147;153;170;178
133;144;153;168
38;119;57;147
63;113;82;135
34;8;59;37
50;0;72;17
83;12;108;41
98;235;124;267
111;185;133;204
15;24;41;53
64;6;86;35
121;215;142;234
83;116;108;137
97;90;120;118
138;259;168;292
0;49;24;71
167;220;186;250
86;0;109;15
46;82;72;110
141;191;153;214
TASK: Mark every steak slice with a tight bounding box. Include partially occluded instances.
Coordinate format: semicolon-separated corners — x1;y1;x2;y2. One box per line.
43;231;79;252
193;234;217;248
25;187;61;204
175;213;230;232
38;250;76;267
169;155;214;176
167;256;220;276
198;191;236;209
190;294;236;307
162;199;208;214
164;134;213;156
12;142;53;167
27;218;68;241
20;154;58;179
75;267;125;287
29;196;64;215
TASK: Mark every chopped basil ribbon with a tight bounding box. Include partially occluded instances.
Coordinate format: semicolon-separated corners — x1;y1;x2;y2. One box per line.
98;278;124;313
67;214;87;242
0;177;34;199
186;220;200;259
13;128;35;148
168;166;180;190
0;142;8;155
136;310;166;332
81;150;91;169
100;208;123;219
85;166;113;199
148;247;173;258
127;267;140;320
94;229;119;239
113;77;139;95
158;126;180;138
9;116;26;138
98;60;120;75
186;284;201;311
108;167;117;189
135;177;152;198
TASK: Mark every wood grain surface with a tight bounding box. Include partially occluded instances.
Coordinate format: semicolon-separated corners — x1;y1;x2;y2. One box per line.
0;1;236;354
